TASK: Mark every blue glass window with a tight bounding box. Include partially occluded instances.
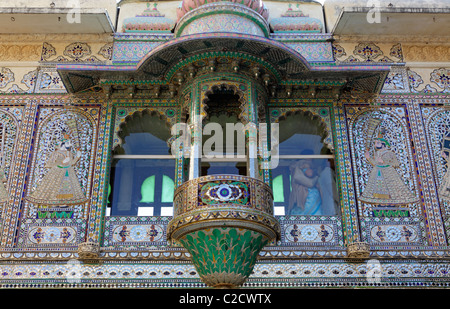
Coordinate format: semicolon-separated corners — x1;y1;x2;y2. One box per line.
271;112;340;216
108;111;175;217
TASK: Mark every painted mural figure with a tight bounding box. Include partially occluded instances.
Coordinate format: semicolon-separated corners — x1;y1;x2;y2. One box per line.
288;159;322;215
359;133;418;205
439;149;450;203
26;132;87;206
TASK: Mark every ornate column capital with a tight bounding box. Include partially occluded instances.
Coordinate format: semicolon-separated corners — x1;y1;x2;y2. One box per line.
346;241;370;260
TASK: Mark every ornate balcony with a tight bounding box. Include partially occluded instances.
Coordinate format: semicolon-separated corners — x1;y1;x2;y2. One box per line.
167;174;280;288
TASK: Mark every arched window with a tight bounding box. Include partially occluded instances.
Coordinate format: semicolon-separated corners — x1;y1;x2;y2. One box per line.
271;112;340;216
107;111;175;217
200;85;247;176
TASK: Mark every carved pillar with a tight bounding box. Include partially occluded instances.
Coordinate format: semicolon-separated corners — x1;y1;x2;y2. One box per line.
246;122;259;178
188;86;202;180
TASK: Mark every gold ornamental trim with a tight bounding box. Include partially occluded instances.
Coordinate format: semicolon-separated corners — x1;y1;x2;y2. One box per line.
168;174;280;243
168;214;280;243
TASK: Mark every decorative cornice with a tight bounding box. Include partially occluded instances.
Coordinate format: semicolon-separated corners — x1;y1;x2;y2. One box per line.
270;32;332;42
403;44;450;62
0;44;41;61
333;34;450;44
0;33;113;44
113;32;174;42
1;248;450;261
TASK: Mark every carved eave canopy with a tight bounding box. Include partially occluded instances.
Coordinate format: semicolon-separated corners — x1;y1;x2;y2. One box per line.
57;32;390;100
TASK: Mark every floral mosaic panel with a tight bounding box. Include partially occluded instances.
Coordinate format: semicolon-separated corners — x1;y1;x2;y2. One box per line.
34;68;66;94
21;69;38;93
0;68;60;94
0;67;65;94
40;41;112;63
332;42;403;63
63;42;92;60
26;225;78;245
110;224;165;245
284;224;335;244
199;181;251;206
368;223;420;244
408;68;450;93
0;67;14;89
278;216;343;247
18;214;87;248
98;43;113;60
381;67;410;93
104;217;169;247
408;69;424;92
430;68;450;93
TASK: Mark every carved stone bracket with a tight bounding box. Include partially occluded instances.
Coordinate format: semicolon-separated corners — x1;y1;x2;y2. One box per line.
346;241;370;260
77;242;100;260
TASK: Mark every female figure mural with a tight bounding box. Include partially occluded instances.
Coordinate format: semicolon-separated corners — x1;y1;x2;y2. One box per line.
26;131;87;206
359;133;418;205
288;159;322;215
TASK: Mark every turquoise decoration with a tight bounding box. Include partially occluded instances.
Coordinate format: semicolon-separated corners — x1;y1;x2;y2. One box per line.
199;181;250;206
168;175;280;288
178;227;269;288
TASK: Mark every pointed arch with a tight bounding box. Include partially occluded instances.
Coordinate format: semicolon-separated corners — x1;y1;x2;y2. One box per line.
275;109;333;154
114;109;174;155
